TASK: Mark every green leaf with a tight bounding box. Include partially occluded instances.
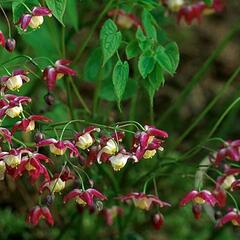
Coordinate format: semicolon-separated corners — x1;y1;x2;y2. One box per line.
112;60;129;109
149;65;165;90
136;27;146;42
46;0;67;25
203;0;213;5
165;42;180;74
142;9;157;40
65;0;78;30
84;48;112;82
154;46;173;75
100;19;122;66
138;53;155;79
126;40;140;59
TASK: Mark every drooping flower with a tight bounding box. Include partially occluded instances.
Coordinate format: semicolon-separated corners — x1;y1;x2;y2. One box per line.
132;125;168;161
192;204;203;220
180;190;217;207
108;9;141;29
26;206;54;226
64;188;107;206
17;6;52;31
37;138;79;157
74;126;100;150
39;167;75;193
14;151;51;183
216;209;240;227
12;115;51;133
0;69;29;92
118;192;171;210
0;94;31;118
43;59;76;92
212;140;240;166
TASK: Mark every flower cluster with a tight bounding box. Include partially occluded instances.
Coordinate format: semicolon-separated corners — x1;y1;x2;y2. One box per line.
180;139;240;227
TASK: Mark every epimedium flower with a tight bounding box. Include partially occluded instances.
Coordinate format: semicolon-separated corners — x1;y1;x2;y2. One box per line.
108;9;141;29
74;126;100;150
5;38;16;52
0;69;30;92
12;115;51;134
0;148;28;168
180;190;217;207
0;94;31;118
27;205;54;226
63;188;107;206
211;140;240;166
37;138;79;157
132;125;168;161
216;209;240;227
117;192;171;210
43;59;76;92
14;151;51;183
39;168;75;194
17;6;52;31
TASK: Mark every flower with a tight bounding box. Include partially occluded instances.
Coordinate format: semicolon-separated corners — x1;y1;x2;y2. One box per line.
97;139;119;163
109;151;137;171
216;209;240;227
75;126;100;150
27;206;54;226
152;213;164;230
0;148;27;168
180;190;217;207
12;115;51;133
37;138;79;157
212;140;240;166
0;31;5;47
14;151;51;183
118;192;171;210
132;125;168;161
39;168;75;193
0;69;29;92
0;94;31;118
43;59;76;92
64;188;107;206
192;204;203;220
108;9;141;29
17;6;52;31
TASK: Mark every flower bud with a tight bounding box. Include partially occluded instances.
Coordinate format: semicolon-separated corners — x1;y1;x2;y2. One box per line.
34;132;45;143
44;93;55;105
5;38;16;52
152;213;164;230
192;204;202;220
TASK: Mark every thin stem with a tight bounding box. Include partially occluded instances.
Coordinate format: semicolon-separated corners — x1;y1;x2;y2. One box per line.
21;2;32;12
69;76;91;114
